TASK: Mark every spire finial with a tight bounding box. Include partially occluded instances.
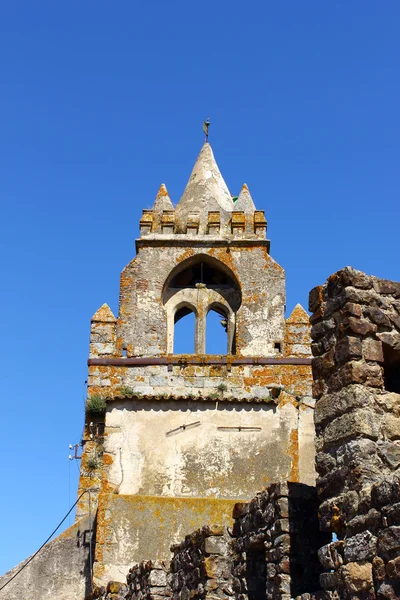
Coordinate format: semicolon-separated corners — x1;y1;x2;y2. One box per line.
203;117;210;143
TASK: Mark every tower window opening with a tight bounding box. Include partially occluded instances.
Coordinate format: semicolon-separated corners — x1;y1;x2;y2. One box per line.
383;343;400;393
174;307;196;354
206;308;228;355
274;342;282;353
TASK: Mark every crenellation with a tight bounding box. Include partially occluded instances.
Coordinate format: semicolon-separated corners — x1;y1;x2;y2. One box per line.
139;209;154;235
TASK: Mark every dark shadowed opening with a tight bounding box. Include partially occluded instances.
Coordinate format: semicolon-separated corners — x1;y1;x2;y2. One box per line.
174;308;196;354
206;308;228;354
383;343;400;393
288;483;330;597
246;548;266;600
163;254;242;312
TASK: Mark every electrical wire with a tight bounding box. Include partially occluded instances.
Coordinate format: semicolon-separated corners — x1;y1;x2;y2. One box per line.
0;490;93;594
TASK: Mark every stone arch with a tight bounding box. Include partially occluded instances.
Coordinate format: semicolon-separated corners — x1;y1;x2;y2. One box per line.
163;255;241;354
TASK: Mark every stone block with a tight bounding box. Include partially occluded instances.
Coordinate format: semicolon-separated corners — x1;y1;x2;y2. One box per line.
363;338;384;362
309;286;324;312
148;570;167;587
319;572;338;590
384;502;400;527
204;557;230;579
343;531;377;562
323;409;381;443
204;536;228;556
376;583;399;599
314;385;372;426
366;307;392;327
344;316;377;336
339;562;374;595
312;348;336;380
342;302;363;318
378;526;400;561
377;332;400;351
383;414;400;440
327;360;383;391
315;452;337;476
378;442;400;469
372;556;386;582
334;336;363;365
386;556;400;580
373;279;400;296
311;320;336;342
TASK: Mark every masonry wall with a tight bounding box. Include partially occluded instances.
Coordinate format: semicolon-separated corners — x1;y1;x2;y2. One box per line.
309;267;400;599
232;482;328;600
92;387;315;584
118;244;285;358
0;517;93;600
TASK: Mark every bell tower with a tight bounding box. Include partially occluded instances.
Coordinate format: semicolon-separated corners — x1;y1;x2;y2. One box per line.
77;142;316;585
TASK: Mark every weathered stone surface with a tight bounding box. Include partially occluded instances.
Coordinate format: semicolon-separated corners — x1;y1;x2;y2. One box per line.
377;332;400;350
377;442;400;469
382;414;400;440
378;526;400;561
363;338;384;362
309;268;400;599
376;582;399;599
323;409;381;443
343;530;377;562
0;517;92;600
204;536;228;555
314;385;373;426
339;562;374;594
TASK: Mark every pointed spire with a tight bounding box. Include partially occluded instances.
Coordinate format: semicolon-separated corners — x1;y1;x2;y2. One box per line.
234;183;256;213
286;304;310;324
152;184;174;212
177;143;234;215
91;303;117;323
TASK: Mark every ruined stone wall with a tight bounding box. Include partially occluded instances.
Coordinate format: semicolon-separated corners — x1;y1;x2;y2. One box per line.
309;267;400;599
170;525;232;600
91;561;170;600
232;482;328;600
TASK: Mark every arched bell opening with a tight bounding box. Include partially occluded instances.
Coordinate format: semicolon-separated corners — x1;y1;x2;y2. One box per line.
173;305;197;354
205;302;235;355
163;255;241;355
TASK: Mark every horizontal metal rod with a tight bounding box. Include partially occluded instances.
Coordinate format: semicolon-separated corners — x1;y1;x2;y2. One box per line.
88;356;312;366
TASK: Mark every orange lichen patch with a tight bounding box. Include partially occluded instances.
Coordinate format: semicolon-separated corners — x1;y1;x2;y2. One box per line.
330;504;345;533
102;453;114;466
261;246;284;273
277;391;298;408
91;303;117;323
93;494;238;576
156;183;169;199
288;428;299;482
286;304;310;324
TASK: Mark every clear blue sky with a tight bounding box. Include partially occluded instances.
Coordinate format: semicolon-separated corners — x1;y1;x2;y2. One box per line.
1;1;399;576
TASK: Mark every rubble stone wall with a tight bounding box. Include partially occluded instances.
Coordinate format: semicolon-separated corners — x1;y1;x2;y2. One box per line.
91;560;170;600
170;525;232;600
231;482;328;600
309;267;400;599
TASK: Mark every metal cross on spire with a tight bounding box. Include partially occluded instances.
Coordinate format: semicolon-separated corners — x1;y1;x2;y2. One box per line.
203;117;210;142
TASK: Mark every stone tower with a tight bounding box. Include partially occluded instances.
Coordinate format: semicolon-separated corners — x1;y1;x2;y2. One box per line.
78;142;316;585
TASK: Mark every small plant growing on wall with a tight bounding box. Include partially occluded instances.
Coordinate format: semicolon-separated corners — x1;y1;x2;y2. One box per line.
86;454;100;471
117;385;135;399
86;394;107;414
217;382;228;393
